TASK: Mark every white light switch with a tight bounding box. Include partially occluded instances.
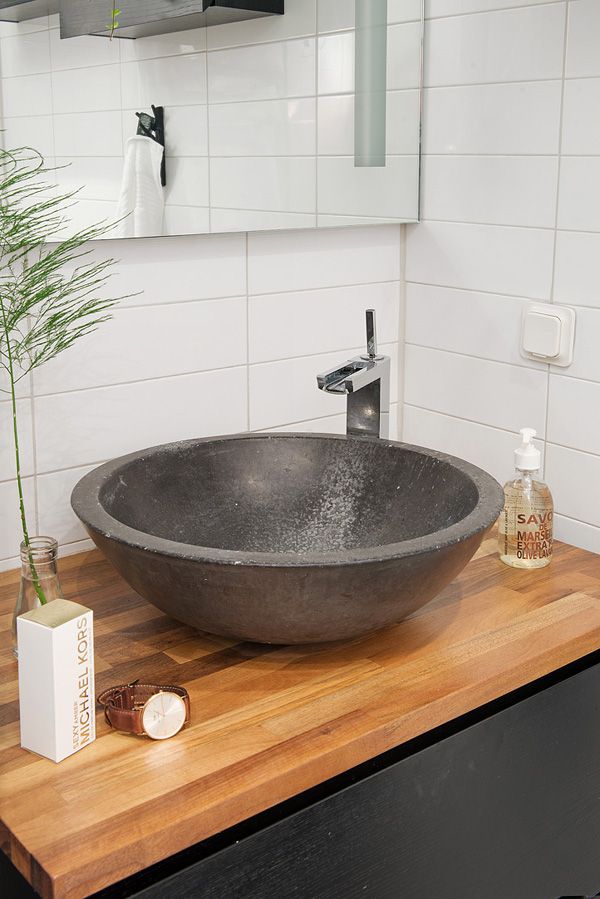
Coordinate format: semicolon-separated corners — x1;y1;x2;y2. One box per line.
521;303;575;367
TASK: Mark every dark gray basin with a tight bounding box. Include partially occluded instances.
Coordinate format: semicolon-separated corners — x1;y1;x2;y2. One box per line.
71;433;503;644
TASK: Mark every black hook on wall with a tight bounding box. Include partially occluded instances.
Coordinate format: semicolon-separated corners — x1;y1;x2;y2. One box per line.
135;104;166;187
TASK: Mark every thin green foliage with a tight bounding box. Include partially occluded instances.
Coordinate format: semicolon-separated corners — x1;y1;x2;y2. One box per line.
0;146;122;603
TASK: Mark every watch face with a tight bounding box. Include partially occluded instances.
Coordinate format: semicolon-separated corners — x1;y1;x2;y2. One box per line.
142;692;187;740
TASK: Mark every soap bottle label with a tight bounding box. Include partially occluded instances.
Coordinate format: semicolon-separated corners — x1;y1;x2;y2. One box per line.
499;488;554;566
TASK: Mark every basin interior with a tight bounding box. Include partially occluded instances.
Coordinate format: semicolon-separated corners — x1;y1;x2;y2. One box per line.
98;436;480;555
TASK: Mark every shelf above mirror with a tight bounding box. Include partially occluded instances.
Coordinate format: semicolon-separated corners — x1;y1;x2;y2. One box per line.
0;0;57;22
59;0;284;40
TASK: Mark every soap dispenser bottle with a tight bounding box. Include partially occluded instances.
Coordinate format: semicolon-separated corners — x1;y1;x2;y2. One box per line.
498;428;553;569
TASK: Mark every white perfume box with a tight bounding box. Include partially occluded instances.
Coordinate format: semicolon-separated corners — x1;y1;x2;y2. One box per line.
17;598;96;763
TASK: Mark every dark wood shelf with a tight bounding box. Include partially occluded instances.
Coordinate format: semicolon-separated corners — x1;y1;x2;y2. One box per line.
0;1;57;23
59;0;284;40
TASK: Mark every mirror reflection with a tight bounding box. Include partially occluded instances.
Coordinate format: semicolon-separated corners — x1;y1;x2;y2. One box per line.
0;0;423;238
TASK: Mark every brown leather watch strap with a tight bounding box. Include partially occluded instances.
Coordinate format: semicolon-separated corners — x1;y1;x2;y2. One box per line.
97;682;190;736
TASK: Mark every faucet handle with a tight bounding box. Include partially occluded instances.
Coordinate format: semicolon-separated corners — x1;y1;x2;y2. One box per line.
365;308;377;359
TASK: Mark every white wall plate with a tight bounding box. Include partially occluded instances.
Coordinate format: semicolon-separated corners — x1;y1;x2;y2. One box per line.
521;303;576;367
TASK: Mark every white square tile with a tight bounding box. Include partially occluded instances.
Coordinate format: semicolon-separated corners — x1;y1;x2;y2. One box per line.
267;411;347;434
121;54;207;108
1;72;52;117
389;0;422;24
426;0;555;15
248;225;401;294
249;281;400;363
54;156;123;203
163;105;208;157
406;221;555;299
423;82;562;155
554;231;600;308
249;341;398;430
163;205;210;235
0;29;51;76
405;284;547;369
421;156;558;228
53;199;116;239
317;156;419;220
558;158;600;232
404;345;548;434
207;0;316;50
318;90;420;156
553;515;600;554
34;366;248;473
49;28;120;70
402;405;522;485
209;98;316;156
270;406;399;440
34;296;247;395
208;38;315;104
562;79;600;155
318;32;350;98
318;0;355;33
425;4;565;87
1;114;54;159
37;465;96;546
387;22;422;90
0;17;50;38
119;27;206;61
566;0;600;78
0;478;36;562
165;157;209;208
547;375;600;457
318;24;421;95
99;231;247;306
211;209;316;232
51;64;120;114
211;157;315;214
53;111;123;157
545;443;600;528
555;306;600;382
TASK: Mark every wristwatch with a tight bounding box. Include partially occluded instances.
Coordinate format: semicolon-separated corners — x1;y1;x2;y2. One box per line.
98;682;191;740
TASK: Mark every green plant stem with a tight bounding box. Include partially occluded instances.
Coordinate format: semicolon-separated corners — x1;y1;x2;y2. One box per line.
0;301;46;605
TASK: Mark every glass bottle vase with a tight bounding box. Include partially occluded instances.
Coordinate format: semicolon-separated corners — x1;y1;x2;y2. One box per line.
12;536;64;658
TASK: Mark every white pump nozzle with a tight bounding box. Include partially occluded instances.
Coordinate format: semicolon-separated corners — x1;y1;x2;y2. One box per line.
515;427;541;471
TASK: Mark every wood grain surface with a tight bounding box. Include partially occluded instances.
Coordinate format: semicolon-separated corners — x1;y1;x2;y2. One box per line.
1;534;600;899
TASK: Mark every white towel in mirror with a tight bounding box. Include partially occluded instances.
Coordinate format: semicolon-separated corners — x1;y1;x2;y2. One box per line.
116;136;165;238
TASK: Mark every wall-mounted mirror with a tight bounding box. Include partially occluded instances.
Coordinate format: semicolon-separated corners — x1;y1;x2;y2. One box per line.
0;0;423;238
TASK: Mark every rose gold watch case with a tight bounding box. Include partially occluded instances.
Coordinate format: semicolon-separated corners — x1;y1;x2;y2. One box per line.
141;690;187;740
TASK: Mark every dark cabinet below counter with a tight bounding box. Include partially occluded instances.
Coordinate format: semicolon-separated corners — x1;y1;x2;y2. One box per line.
5;654;596;899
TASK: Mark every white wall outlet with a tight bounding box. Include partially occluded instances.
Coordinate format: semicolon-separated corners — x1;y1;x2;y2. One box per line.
521;303;576;367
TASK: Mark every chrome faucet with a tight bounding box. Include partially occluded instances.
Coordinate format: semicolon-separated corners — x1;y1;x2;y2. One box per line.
317;309;390;439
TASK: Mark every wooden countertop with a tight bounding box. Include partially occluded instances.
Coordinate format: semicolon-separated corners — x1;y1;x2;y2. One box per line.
1;535;600;899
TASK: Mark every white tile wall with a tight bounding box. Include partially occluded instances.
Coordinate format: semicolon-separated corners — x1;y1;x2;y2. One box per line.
403;0;600;555
0;224;402;569
3;0;599;569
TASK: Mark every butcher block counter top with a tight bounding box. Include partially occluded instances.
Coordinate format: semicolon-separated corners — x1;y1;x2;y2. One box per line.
1;534;600;899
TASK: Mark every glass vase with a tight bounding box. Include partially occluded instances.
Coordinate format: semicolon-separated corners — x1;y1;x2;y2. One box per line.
12;536;64;658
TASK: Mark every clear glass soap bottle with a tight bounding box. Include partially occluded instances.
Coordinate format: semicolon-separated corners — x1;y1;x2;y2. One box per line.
498;428;553;569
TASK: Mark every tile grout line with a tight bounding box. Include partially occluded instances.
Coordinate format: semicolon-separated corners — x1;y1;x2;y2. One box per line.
245;231;250;432
397;225;408;440
543;0;571;478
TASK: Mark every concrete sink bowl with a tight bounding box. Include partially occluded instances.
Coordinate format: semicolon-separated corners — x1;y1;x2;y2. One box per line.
71;433;503;644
